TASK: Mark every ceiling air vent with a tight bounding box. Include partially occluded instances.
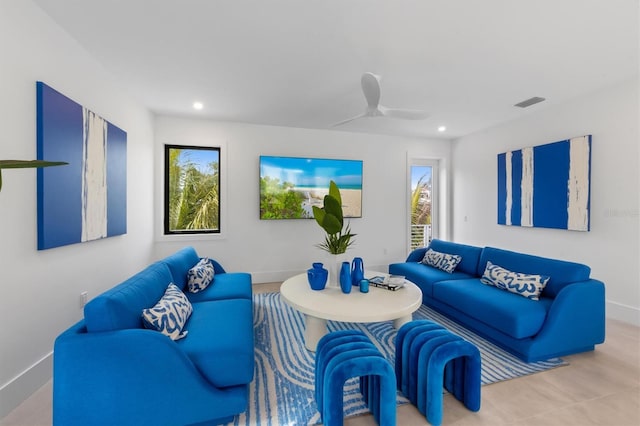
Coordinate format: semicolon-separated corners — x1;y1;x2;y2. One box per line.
514;96;545;108
514;97;546;108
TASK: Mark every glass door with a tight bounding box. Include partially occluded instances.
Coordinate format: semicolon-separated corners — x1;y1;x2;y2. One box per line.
409;161;438;251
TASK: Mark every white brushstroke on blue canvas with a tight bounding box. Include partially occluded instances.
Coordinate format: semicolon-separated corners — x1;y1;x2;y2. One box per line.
505;151;512;226
81;109;108;241
521;147;534;227
567;136;590;231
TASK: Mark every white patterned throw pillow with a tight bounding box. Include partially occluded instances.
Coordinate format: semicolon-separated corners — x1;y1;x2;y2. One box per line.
480;261;550;301
187;258;215;293
421;248;462;273
142;283;193;340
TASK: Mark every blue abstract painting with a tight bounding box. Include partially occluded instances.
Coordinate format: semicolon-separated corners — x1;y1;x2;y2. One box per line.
36;82;127;250
497;135;591;231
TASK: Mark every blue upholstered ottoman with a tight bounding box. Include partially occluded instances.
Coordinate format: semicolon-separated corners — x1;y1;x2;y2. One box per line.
315;330;397;426
396;320;481;426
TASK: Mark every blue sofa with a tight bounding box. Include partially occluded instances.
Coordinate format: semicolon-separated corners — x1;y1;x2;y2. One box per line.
53;247;254;426
389;239;605;362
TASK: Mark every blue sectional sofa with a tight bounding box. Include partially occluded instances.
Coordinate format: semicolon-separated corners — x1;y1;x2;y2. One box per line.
53;247;254;426
389;239;605;362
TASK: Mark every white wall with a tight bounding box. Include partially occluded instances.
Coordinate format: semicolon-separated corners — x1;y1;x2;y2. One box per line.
153;117;452;282
0;1;155;416
451;78;640;326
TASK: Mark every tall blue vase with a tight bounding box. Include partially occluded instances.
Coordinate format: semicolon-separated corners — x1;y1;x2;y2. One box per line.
351;257;364;287
339;261;352;294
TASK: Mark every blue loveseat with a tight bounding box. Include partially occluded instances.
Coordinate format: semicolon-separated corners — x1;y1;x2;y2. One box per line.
53;247;254;426
389;239;605;362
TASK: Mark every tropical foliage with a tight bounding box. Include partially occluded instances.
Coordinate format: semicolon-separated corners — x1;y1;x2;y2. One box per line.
312;180;356;254
410;172;432;249
259;177;307;219
166;148;219;232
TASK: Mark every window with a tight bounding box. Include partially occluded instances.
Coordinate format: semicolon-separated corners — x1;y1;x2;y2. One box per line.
164;145;220;235
409;160;438;251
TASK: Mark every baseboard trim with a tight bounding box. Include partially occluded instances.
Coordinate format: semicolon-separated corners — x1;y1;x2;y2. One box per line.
0;351;52;419
606;300;640;326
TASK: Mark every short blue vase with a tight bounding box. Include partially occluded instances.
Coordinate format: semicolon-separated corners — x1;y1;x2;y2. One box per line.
307;262;328;290
339;261;352;294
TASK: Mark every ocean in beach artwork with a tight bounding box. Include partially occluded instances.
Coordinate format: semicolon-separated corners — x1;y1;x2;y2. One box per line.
259;156;362;220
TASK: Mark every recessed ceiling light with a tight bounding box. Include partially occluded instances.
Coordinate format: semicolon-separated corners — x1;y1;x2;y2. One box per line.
437;126;446;132
193;102;204;110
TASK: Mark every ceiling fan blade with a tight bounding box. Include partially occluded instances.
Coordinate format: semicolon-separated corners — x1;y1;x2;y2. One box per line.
331;112;367;127
361;72;381;109
379;105;429;120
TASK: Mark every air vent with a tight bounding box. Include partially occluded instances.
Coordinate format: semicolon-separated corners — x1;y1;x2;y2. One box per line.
514;97;546;108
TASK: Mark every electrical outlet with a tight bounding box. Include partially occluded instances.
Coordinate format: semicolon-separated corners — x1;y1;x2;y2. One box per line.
80;291;88;308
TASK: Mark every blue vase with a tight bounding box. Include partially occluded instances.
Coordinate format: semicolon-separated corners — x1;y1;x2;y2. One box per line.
307;262;328;290
340;261;352;294
351;257;364;287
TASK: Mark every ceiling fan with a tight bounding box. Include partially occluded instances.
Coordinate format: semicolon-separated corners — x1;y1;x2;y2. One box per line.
332;72;429;126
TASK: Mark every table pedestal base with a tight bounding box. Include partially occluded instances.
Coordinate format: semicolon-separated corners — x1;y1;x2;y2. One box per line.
304;315;328;351
304;313;413;351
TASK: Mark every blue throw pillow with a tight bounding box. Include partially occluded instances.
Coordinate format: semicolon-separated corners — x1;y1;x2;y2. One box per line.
142;283;193;340
480;261;550;301
187;258;215;293
421;248;462;273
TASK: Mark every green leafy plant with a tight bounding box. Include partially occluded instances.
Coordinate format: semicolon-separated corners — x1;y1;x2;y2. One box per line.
0;160;68;192
312;180;356;254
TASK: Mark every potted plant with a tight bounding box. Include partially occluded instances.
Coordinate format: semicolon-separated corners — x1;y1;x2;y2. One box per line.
0;160;67;191
312;180;356;285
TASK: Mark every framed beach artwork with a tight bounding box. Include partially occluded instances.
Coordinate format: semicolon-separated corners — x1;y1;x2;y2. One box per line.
36;82;127;250
259;156;363;220
497;135;591;231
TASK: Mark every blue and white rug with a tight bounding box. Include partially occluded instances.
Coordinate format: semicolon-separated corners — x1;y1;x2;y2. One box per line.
226;292;567;425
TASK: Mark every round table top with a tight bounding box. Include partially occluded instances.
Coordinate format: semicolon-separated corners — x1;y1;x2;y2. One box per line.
280;271;423;323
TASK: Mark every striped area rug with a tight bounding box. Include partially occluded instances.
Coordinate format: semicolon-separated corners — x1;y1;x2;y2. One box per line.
226;292;567;425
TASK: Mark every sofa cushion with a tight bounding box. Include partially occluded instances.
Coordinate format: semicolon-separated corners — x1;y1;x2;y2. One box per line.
186;272;253;303
187;258;215;293
425;239;483;276
177;299;254;388
161;246;227;290
421;248;462;273
479;247;591;298
389;261;475;299
433;279;551;339
141;283;193;340
480;261;550;301
85;262;174;332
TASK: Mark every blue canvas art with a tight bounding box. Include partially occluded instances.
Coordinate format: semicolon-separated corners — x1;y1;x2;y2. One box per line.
497;135;591;231
36;82;127;250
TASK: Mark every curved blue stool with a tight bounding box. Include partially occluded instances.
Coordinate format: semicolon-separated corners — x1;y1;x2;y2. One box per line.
315;331;396;426
418;339;481;425
324;354;396;426
396;321;444;394
408;330;461;404
316;341;379;414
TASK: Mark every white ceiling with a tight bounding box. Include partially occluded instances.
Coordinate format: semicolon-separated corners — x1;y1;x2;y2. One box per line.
32;0;639;140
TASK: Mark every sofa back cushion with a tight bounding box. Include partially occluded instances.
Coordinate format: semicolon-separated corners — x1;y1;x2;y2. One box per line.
423;239;483;276
161;246;227;290
84;262;173;332
478;247;591;298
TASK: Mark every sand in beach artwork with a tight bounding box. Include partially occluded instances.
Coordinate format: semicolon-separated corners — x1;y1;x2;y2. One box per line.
259;156;362;220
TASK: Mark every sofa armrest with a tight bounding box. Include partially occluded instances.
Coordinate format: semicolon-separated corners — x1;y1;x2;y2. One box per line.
54;322;247;425
529;279;605;359
406;247;428;262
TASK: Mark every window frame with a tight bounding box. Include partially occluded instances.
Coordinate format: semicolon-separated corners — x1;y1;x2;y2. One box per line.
163;144;221;235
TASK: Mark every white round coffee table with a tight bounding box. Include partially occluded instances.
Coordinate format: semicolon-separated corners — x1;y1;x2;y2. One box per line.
280;272;423;351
